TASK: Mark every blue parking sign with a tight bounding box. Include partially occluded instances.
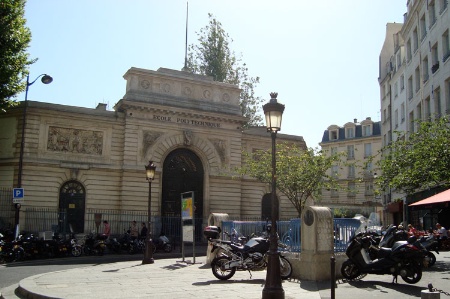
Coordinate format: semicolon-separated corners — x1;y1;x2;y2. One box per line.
13;188;24;199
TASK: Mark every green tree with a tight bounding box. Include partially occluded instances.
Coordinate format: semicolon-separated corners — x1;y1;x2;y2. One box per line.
238;143;344;218
0;0;36;112
377;116;450;195
186;14;263;127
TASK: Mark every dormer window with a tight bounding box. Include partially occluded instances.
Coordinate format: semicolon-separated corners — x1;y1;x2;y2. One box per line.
330;130;338;140
346;127;355;138
362;125;372;136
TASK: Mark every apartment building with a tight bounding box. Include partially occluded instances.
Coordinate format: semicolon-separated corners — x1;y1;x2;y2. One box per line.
379;0;450;225
319;118;382;219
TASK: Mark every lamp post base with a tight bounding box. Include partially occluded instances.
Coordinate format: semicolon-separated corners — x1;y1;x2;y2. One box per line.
262;287;285;299
142;258;154;264
142;241;155;264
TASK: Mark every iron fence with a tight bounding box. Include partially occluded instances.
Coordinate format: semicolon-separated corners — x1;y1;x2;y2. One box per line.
0;188;14;229
17;207;362;253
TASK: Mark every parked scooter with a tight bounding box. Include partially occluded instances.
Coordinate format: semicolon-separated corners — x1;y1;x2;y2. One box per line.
341;229;428;284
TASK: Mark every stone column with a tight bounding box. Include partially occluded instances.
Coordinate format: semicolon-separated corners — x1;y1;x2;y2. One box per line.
299;206;334;280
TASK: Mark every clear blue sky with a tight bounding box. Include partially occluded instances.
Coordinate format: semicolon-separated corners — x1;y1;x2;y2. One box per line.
20;1;406;147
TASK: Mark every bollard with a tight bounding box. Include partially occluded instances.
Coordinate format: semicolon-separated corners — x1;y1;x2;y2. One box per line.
421;290;440;299
421;283;440;299
330;255;336;299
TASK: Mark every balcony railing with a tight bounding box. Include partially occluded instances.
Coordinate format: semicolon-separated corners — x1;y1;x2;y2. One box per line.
431;62;440;73
443;51;450;62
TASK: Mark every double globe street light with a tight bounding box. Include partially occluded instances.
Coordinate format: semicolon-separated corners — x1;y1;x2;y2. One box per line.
261;92;285;299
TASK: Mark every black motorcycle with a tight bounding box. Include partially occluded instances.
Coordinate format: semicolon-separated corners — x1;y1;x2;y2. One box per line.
153;233;173;253
204;226;292;281
83;232;107;256
373;225;438;267
341;230;427;284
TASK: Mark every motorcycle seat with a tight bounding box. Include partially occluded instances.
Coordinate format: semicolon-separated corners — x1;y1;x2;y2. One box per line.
230;243;245;251
377;247;392;258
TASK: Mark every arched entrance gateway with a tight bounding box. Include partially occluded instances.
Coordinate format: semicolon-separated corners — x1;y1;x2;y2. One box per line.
59;180;86;233
161;148;204;241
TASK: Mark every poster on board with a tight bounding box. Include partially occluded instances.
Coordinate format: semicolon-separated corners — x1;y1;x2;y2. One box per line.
181;191;195;243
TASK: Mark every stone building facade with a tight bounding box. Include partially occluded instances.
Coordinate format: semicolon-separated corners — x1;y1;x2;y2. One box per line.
0;67;306;233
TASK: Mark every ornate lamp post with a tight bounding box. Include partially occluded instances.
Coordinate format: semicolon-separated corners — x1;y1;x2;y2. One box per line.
15;74;53;238
262;92;285;299
143;161;156;264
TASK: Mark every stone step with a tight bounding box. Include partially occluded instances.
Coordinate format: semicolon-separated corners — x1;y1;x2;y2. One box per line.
0;284;20;299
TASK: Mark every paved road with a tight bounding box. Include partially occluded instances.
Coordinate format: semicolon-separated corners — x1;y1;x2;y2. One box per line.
1;249;449;299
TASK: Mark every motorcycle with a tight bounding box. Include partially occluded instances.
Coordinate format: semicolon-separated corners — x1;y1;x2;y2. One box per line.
372;225;438;267
119;229;138;254
204;225;292;281
83;232;107;256
341;229;428;284
67;233;83;257
153;233;173;253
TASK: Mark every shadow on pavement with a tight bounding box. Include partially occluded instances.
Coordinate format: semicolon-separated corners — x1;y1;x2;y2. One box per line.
192;278;266;286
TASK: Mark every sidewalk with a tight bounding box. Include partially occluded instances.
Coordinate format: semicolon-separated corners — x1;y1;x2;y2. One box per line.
4;256;322;299
1;250;449;299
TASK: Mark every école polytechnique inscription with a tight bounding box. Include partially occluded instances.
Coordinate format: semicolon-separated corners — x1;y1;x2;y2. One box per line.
47;126;103;155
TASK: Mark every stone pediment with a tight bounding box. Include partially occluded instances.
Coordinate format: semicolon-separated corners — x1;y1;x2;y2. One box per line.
118;67;242;116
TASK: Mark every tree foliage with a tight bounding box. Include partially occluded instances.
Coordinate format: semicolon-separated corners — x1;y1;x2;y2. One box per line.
0;0;36;111
186;14;263;127
238;143;344;218
377;116;450;195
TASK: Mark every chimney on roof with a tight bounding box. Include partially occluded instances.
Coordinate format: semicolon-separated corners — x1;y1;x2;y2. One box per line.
96;103;107;110
366;117;371;120
354;118;357;123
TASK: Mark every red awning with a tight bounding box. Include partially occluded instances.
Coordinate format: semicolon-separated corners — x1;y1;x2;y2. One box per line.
409;189;450;206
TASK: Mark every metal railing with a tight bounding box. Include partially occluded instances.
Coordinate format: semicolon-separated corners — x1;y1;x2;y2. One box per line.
0;188;14;229
13;207;362;253
221;218;361;253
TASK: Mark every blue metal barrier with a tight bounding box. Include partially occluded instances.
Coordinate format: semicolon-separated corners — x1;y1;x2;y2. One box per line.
220;218;361;253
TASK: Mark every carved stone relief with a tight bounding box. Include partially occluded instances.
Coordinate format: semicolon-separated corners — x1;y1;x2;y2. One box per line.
184;130;193;146
47;126;103;155
140;79;151;89
182;86;192;96
143;131;163;156
162;82;171;93
222;93;230;102
210;138;227;166
203;89;211;99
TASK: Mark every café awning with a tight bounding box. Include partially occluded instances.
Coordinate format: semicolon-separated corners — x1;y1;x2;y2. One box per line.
409;189;450;206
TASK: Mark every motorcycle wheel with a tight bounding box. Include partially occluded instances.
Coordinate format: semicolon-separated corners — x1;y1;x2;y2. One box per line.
400;262;422;284
128;244;136;255
426;252;436;267
71;245;82;257
163;244;172;253
280;257;292;280
341;260;362;280
211;256;236;280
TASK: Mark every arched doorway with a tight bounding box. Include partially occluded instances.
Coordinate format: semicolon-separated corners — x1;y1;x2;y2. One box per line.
59;180;86;233
162;148;204;241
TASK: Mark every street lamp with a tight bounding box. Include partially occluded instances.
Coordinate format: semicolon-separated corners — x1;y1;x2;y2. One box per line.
262;92;285;299
143;161;156;264
17;74;53;188
15;73;52;238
